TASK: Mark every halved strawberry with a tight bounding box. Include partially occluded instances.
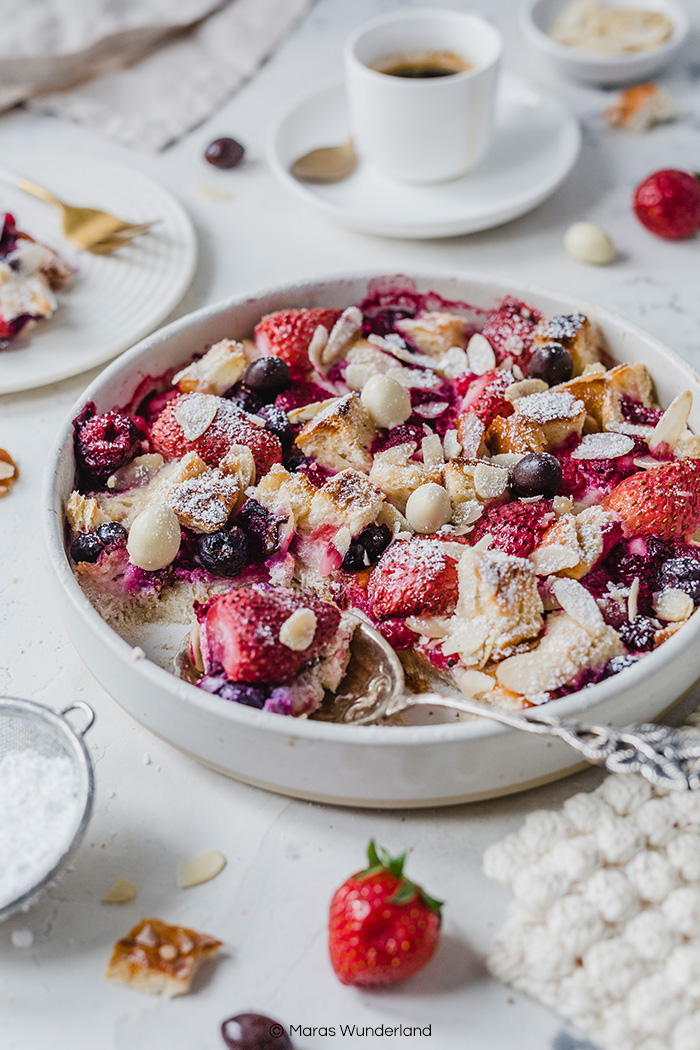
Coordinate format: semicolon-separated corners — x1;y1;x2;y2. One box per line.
196;585;341;683
481;297;540;367
150;394;282;475
457;369;515;430
368;538;459;620
470;499;554;558
603;460;700;540
254;308;342;378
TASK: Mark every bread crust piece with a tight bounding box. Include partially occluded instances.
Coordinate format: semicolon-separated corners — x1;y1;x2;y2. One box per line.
105;918;221;998
533;313;601;376
295;393;376;473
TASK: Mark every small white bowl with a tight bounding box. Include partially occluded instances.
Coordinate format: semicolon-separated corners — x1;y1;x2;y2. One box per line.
521;0;689;85
44;273;700;808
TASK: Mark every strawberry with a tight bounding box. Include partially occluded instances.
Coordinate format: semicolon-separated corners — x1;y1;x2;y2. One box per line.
457;369;515;429
603;460;700;540
254;308;342;378
470;499;554;558
368;538;459;620
328;840;442;987
196;585;341;683
633;169;700;240
150;394;282;475
480;297;541;366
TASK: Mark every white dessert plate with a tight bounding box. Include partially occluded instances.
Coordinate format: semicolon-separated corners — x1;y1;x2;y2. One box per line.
0;151;196;395
44;273;700;808
268;75;581;238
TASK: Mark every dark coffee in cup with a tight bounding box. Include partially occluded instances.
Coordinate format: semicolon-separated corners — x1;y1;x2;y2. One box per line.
373;49;472;78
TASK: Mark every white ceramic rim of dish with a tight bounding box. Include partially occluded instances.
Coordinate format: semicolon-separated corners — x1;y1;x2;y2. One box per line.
43;269;700;749
521;0;689;66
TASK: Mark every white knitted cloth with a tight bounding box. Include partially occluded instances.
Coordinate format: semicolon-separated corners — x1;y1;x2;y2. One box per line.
484;708;700;1050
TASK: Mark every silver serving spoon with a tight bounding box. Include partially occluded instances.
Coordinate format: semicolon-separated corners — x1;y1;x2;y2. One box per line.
290;139;357;183
175;621;700;791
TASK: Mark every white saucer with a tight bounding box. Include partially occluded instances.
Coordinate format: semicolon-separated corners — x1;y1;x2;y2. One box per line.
269;74;581;239
0;151;196;395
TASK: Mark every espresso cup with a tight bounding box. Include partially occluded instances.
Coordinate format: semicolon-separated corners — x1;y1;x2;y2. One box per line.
345;9;502;184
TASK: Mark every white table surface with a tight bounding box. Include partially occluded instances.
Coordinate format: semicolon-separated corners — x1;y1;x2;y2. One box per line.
1;1;699;1047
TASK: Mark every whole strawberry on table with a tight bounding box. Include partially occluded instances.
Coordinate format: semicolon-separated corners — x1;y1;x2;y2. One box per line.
328;841;442;987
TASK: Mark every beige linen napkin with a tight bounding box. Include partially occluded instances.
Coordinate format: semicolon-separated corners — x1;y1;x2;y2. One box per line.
0;0;312;149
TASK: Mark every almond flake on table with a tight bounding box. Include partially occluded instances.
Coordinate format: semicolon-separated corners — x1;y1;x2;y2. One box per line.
102;878;137;903
176;850;227;889
571;432;635;459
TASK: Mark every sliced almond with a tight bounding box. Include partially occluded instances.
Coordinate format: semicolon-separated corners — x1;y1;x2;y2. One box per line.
490;453;526;469
649;390;693;453
504;379;548;403
451;500;483;528
177;850;227;889
422;433;444;469
442;429;462;460
287;397;338;423
466;333;496;375
101;878;137;903
551;578;604;635
307;324;329;373
174;393;218;441
279;608;317;651
653;588;694;623
473;532;493;552
323;307;363;365
628;576;640;622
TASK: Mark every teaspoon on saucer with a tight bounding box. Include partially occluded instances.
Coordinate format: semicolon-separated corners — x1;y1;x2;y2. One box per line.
175;620;700;791
290;139;357;183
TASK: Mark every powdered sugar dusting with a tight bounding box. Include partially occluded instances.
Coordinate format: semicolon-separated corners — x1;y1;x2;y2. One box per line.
515;391;585;423
571;433;635;460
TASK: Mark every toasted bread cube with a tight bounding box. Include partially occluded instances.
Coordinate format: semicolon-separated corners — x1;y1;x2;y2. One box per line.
369;442;442;513
167;468;239;533
173;339;247;395
441;548;544;668
533;314;601;375
442;459;478;504
557;362;655;430
296;393;376;473
66;491;107;533
511;390;586;449
308;469;385;535
105;918;221;998
486;415;548;456
254;464;317;529
396;311;469;357
496;611;624;698
605;83;677;133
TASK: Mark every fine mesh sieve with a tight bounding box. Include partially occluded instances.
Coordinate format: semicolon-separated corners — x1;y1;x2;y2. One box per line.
0;697;95;921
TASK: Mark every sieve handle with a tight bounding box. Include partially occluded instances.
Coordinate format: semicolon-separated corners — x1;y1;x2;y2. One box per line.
60;701;95;737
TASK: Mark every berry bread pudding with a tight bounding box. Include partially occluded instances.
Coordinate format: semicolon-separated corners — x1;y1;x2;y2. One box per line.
0;212;72;348
65;281;700;719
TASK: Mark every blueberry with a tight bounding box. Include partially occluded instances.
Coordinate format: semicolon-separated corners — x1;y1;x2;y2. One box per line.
528;343;573;386
221;1013;293;1050
96;521;127;549
70;533;104;564
236;500;279;560
618;617;656;652
205;137;245;169
658;556;700;603
226;387;263;414
197;527;249;577
341;540;368;572
359;523;392;563
243;357;290;397
510;453;562;499
258;404;294;448
218;683;268;709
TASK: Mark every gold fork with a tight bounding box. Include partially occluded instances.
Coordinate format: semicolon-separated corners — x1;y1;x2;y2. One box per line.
0;167;158;253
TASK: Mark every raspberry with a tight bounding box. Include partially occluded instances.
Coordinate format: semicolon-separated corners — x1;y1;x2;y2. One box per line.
480;297;541;367
275;380;333;414
470;499;554;558
559;444;639;503
74;406;143;483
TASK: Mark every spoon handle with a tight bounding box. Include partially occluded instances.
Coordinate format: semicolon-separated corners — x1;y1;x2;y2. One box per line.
388;693;700;791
